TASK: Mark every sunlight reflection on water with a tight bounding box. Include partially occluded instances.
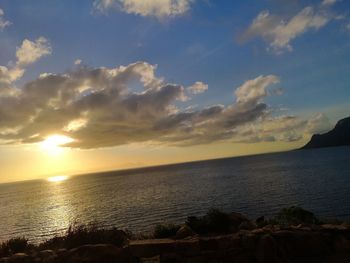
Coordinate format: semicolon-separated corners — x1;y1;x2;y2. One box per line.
0;147;350;243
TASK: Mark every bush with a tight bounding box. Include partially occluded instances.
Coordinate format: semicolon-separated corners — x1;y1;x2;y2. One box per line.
275;206;320;225
0;237;28;256
39;223;127;250
153;224;180;239
186;209;230;234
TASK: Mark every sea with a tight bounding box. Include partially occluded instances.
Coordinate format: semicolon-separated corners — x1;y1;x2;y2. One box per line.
1;146;350;243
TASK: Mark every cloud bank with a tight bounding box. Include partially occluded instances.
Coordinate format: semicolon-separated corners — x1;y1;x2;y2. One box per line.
93;0;193;19
0;55;325;149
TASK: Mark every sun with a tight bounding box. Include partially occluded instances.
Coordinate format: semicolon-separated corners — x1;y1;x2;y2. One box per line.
40;135;74;155
47;175;69;182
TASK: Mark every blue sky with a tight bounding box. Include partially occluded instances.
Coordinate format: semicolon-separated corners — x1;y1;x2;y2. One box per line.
0;0;349;181
1;0;349;113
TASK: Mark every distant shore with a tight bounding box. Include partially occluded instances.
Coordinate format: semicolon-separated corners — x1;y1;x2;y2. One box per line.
2;207;350;262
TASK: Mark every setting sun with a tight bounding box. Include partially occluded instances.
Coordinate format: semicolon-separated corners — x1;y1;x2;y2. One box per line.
40;135;74;155
47;175;69;182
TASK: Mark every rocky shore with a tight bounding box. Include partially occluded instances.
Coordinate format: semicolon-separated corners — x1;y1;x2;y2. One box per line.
1;207;350;262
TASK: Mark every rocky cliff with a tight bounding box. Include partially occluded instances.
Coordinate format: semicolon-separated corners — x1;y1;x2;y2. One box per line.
302;116;350;149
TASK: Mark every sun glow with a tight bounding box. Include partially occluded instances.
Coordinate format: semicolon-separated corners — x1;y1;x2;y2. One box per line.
47;175;69;182
40;135;74;155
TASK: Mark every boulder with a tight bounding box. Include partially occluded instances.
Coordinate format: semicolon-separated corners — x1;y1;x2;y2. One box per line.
334;235;350;253
239;221;256;231
37;250;56;262
255;234;282;263
6;253;33;263
160;253;183;262
129;239;175;258
175;239;200;257
256;216;265;226
175;225;195;239
140;255;160;262
60;244;130;263
272;230;331;259
228;213;250;231
321;224;348;231
241;233;257;250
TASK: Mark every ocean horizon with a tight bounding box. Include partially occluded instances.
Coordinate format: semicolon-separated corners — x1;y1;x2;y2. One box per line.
1;146;350;243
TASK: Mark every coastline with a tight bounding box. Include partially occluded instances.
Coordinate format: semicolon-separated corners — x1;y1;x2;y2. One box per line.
2;207;350;262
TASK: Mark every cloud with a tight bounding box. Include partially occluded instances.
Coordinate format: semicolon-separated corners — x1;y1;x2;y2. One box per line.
93;0;193;19
187;81;208;94
234;75;280;105
241;5;335;53
0;8;11;30
1;60;303;148
16;37;52;66
305;113;332;134
74;59;82;65
1;58;324;149
321;0;337;6
0;37;52;98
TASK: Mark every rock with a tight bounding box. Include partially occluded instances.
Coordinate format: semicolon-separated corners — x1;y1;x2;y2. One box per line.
217;235;241;250
129;239;175;259
160;253;183;262
140;255;160;262
321;224;348;231
239;221;256;231
199;237;219;251
56;249;67;256
61;244;130;263
272;230;331;259
255;234;281;263
241;233;257;250
256;216;265;226
37;250;56;262
251;228;268;235
334;235;350;253
175;225;195;239
228;213;250;232
6;253;33;263
175;239;200;257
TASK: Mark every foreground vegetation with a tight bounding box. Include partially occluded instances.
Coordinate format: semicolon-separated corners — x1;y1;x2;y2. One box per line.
0;206;348;260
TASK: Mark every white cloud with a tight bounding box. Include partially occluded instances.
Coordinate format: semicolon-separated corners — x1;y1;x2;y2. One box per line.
0;37;52;97
0;8;11;30
306;113;332;134
242;6;333;53
321;0;337;6
93;0;193;19
74;59;82;65
187;81;208;94
16;37;52;66
234;75;280;105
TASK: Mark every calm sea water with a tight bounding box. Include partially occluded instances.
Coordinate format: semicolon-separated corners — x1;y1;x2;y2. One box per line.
1;147;350;243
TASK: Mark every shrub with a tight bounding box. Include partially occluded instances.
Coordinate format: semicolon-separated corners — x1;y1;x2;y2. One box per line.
153;224;180;239
0;237;28;256
275;206;320;225
186;209;230;234
66;224;127;249
39;223;127;250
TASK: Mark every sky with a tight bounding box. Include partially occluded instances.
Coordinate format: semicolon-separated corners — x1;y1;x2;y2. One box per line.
0;0;349;183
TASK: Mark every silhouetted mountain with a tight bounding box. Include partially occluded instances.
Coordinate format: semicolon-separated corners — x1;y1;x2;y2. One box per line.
302;116;350;149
